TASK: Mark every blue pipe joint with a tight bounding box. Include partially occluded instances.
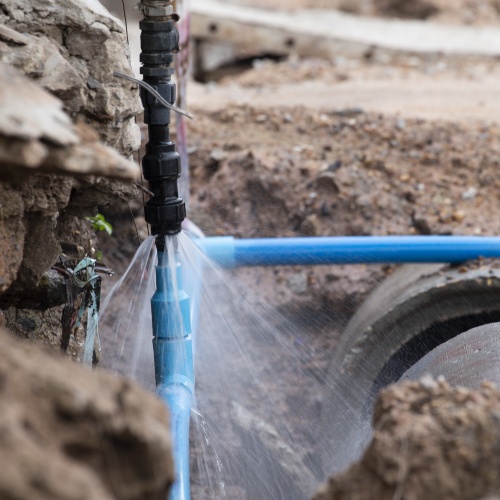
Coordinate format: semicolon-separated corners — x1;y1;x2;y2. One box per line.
197;236;235;268
154;336;194;392
151;260;193;390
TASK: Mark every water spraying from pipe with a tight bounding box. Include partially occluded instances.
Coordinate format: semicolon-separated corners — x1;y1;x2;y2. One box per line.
154;236;194;500
101;2;500;497
100;230;364;498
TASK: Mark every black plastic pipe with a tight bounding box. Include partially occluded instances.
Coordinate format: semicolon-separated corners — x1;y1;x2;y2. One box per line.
139;2;186;245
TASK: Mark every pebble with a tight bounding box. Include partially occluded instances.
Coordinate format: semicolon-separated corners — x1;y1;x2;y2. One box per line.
356;194;371;207
420;375;438;391
452;209;466;222
316;172;340;194
287;273;308;295
320;202;331;216
327;160;342;172
462;187;478;200
300;214;320;236
210;148;226;162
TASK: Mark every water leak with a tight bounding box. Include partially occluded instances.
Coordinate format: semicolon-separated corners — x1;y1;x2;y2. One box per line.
99;231;375;499
100;236;156;388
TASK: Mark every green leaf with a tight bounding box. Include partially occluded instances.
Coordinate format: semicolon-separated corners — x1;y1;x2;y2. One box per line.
85;214;113;235
100;220;113;236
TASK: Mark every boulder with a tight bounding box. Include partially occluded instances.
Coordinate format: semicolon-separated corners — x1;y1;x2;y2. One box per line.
0;62;139;297
0;0;142;157
0;0;142;300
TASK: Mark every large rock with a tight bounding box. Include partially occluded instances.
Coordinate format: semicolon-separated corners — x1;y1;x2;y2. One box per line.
0;0;142;157
0;62;139;298
315;378;500;500
0;327;173;499
0;0;142;301
0;62;139;180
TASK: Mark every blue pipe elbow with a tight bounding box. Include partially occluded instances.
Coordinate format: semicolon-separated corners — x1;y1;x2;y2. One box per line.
197;235;500;267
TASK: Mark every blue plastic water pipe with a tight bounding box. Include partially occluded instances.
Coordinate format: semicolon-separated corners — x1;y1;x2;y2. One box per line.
197;235;500;267
152;252;193;500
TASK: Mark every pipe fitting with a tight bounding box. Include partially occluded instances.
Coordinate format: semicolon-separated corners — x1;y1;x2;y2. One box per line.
139;1;185;238
138;0;174;17
141;4;174;17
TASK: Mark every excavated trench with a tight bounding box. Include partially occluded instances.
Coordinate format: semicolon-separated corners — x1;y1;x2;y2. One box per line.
4;0;500;499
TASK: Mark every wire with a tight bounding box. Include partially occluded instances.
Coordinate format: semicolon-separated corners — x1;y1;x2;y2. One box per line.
128;202;141;245
121;0;130;44
113;72;195;119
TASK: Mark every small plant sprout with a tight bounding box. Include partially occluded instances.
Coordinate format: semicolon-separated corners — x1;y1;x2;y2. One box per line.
85;214;113;236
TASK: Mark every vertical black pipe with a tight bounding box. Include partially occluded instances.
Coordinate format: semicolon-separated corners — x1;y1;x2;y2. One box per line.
140;3;186;248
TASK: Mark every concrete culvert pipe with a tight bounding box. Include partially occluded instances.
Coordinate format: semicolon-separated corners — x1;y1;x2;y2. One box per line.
319;261;500;475
401;321;500;388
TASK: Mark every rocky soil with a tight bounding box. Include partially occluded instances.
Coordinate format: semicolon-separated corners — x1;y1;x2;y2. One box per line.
314;378;500;500
183;101;500;328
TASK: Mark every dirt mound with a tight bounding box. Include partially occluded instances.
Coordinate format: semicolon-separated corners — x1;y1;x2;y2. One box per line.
0;327;173;499
314;377;500;500
185;103;500;321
